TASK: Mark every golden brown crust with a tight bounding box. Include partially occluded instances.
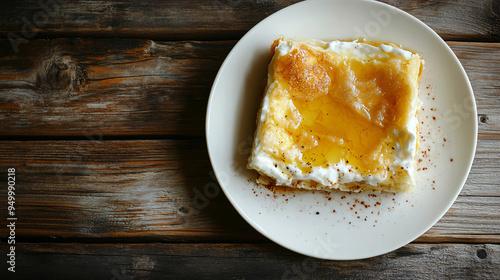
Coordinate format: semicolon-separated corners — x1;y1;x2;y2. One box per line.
275;46;331;101
248;38;423;193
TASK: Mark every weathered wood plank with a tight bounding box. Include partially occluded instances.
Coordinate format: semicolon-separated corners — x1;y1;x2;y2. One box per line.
0;0;498;41
0;140;498;242
450;42;500;118
460;139;499;197
0;39;234;136
393;0;500;42
0;40;499;137
0;140;261;242
0;243;498;279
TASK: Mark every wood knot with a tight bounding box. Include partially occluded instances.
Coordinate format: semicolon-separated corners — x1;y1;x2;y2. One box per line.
479;114;489;124
477;248;487;259
56;63;68;70
34;51;84;96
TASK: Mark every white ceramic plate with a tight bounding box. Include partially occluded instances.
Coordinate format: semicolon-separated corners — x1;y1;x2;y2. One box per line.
206;0;477;260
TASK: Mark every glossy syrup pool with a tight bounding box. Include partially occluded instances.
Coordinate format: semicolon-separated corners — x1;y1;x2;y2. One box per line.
271;42;419;176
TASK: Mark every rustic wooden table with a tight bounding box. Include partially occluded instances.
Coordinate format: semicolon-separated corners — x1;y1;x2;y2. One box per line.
0;0;499;279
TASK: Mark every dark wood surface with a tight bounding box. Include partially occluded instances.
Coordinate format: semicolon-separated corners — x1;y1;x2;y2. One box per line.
7;243;500;279
0;0;498;41
0;0;499;279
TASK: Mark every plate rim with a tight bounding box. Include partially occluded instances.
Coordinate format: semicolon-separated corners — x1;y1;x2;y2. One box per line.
205;0;478;260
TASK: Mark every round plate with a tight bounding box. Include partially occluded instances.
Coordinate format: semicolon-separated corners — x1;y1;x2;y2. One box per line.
206;0;477;260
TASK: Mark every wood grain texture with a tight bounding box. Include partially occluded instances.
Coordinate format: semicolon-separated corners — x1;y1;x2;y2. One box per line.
0;40;499;137
0;0;497;277
0;140;261;242
0;140;498;243
0;38;234;136
0;243;498;279
0;0;498;41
